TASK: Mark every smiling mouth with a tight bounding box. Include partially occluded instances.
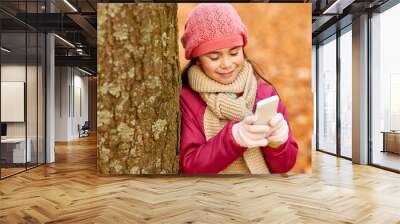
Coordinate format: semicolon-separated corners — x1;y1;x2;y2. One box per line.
219;71;235;76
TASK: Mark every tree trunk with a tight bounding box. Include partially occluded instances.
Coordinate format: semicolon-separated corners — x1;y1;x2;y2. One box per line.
97;3;180;174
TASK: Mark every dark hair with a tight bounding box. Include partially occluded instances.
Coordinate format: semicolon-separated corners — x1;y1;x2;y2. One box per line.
181;59;196;86
180;50;273;87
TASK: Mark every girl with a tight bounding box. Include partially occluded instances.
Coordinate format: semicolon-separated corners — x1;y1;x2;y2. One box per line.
179;3;298;174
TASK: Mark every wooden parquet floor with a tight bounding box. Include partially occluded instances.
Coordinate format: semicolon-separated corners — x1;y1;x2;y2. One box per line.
1;134;400;224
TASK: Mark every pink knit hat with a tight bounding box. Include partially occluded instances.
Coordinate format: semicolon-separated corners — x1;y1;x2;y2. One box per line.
181;3;248;60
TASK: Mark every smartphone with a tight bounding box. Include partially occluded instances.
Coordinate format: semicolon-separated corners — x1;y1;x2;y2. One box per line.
254;95;279;125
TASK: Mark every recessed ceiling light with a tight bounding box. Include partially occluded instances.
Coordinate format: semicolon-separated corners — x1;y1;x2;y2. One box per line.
1;47;11;53
78;67;93;76
322;0;354;15
54;34;75;48
63;0;78;12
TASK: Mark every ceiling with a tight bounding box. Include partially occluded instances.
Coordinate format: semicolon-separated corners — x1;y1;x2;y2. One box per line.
1;0;97;74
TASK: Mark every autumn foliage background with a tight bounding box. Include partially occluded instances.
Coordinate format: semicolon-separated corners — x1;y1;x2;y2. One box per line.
178;3;313;173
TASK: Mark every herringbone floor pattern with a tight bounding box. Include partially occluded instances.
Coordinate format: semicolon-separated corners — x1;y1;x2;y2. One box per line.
1;135;400;223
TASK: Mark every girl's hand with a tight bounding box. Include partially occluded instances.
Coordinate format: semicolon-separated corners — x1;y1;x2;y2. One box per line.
267;113;289;148
232;115;270;148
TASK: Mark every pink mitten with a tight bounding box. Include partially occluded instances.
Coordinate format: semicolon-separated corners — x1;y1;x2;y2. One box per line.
232;115;270;148
267;113;289;148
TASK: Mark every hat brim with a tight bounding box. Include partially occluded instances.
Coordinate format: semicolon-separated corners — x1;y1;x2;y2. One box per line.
190;35;245;59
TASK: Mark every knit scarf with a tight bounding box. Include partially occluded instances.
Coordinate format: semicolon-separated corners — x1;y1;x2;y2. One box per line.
188;60;270;174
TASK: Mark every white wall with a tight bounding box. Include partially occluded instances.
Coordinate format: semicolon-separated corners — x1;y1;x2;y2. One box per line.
1;65;25;81
1;65;26;140
55;66;69;141
1;65;31;138
1;63;45;163
78;74;89;124
55;67;89;141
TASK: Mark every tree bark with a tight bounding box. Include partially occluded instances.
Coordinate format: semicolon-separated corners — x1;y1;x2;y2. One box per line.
97;3;180;174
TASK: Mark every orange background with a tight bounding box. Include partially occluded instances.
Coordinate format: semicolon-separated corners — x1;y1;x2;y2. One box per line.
178;3;313;173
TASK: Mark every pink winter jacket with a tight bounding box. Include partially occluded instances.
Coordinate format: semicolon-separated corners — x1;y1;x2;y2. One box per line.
179;80;298;174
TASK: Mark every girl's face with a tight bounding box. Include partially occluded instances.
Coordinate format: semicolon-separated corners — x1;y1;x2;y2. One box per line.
197;46;244;85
